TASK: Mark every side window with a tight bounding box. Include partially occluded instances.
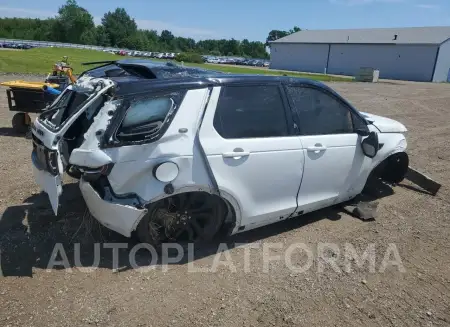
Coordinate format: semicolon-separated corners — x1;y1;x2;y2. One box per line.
213;85;289;139
286;86;354;135
116;91;183;142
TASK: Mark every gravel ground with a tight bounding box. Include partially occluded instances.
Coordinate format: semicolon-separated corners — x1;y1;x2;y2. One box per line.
0;75;449;327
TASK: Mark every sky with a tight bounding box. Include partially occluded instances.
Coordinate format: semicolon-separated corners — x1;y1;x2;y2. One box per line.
0;0;449;41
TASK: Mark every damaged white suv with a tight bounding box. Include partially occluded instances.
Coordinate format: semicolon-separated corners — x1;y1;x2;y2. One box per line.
31;59;409;245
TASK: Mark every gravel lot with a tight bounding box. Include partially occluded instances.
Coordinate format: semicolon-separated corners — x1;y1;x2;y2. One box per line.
0;75;449;327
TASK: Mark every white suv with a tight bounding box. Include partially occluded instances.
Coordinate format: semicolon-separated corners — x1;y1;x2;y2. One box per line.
30;60;409;246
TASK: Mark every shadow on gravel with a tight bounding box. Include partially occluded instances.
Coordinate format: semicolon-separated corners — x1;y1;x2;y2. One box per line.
0;179;394;277
0;182;128;277
0;127;28;138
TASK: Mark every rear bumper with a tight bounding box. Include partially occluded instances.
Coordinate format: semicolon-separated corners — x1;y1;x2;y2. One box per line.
31;150;62;215
79;179;147;237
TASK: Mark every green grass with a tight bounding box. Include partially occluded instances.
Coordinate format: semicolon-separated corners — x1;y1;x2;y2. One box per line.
0;47;120;74
0;47;352;82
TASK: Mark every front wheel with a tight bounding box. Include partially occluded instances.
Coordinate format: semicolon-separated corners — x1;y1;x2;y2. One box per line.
136;192;226;248
380;152;409;184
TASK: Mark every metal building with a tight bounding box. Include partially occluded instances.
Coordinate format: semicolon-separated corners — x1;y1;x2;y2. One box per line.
269;26;450;82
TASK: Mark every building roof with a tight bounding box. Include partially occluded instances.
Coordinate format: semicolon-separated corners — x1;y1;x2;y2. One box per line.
271;26;450;45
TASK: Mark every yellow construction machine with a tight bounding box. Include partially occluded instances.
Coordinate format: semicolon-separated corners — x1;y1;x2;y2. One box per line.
0;56;77;133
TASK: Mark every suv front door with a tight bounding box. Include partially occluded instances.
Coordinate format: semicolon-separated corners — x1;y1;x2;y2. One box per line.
285;85;370;214
199;84;304;230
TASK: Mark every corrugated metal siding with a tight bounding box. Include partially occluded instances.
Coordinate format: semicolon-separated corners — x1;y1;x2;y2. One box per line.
327;44;438;81
270;43;329;73
271;26;450;45
433;39;450;82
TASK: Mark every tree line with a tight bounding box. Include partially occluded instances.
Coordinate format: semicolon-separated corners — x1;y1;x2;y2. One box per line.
0;0;301;59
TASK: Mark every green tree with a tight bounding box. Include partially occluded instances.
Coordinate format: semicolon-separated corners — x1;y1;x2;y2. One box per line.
160;30;175;50
0;7;273;59
53;0;95;43
290;26;301;34
143;29;159;50
80;28;96;45
265;30;289;46
95;26;110;47
101;8;137;48
265;26;301;46
225;39;240;56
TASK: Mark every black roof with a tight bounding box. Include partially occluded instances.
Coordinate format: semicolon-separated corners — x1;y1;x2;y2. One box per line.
80;58;226;80
80;59;329;96
113;74;328;96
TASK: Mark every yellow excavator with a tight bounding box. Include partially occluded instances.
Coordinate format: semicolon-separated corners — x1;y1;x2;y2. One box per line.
0;56;77;133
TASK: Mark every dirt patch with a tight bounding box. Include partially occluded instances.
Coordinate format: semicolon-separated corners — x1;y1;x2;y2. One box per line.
0;76;449;327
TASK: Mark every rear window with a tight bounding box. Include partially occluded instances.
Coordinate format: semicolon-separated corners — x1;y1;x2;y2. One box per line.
213;85;289;139
39;89;91;128
115;90;186;142
119;97;173;136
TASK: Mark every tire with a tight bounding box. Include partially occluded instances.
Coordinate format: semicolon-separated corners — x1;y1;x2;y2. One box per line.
136;192;226;250
381;152;409;184
11;112;31;134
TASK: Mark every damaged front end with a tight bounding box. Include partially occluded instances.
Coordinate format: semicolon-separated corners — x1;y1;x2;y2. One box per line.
31;75;147;231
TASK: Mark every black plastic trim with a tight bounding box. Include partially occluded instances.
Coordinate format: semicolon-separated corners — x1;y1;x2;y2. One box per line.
196;87;221;194
431;46;441;82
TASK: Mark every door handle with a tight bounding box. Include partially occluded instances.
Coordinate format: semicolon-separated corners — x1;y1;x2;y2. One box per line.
307;145;327;152
222;150;250;158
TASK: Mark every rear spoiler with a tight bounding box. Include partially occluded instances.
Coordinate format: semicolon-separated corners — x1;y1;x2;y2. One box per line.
78;61;121;79
81;60;117;66
80;61;158;79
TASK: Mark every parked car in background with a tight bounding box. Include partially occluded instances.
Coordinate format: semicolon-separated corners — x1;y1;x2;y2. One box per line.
0;42;34;49
207;57;219;64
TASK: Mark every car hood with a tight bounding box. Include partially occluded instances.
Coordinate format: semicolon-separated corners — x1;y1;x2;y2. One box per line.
360;112;407;133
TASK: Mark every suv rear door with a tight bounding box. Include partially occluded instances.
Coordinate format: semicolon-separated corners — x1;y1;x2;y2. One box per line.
199;84;304;230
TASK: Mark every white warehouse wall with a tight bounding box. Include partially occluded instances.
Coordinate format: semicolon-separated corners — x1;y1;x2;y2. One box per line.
433;39;450;82
270;43;329;73
270;43;440;82
327;44;438;81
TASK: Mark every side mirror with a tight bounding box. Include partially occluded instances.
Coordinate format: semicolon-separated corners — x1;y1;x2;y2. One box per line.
355;128;370;137
361;131;379;158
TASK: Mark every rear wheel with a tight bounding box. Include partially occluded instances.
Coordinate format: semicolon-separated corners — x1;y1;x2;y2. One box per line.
137;192;226;248
11;112;31;134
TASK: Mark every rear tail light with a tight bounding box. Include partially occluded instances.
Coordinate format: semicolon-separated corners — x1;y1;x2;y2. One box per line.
47;151;59;175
